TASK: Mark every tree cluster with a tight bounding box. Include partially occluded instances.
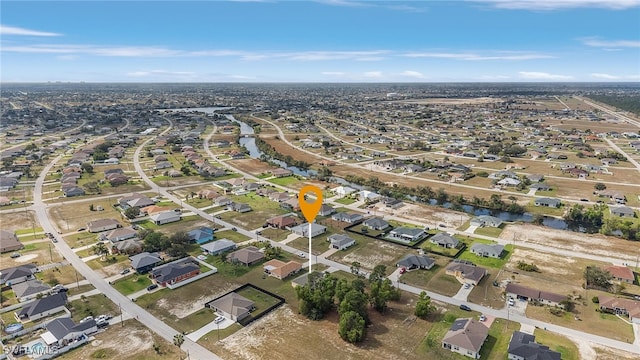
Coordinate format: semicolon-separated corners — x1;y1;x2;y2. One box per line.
255;137;310;170
584;265;613;291
516;261;540;272
563;204;604;233
141;230;191;258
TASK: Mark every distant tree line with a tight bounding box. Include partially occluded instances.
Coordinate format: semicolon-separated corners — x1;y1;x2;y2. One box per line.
588;95;640;116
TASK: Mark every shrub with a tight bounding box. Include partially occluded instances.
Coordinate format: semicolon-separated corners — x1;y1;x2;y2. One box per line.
592;296;599;304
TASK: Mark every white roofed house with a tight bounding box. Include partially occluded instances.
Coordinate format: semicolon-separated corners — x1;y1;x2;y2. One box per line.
201;239;237;255
327;234;356;250
102;227;138;243
332;186;356;197
470;243;504;258
87;218;121;233
150;211;181;225
387;227;427;243
291;223;327;238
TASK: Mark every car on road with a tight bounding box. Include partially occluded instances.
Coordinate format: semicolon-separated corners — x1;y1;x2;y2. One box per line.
297;252;305;258
231;227;237;231
438;224;446;228
51;237;58;243
147;284;158;291
120;269;131;275
459;304;471;311
214;316;225;324
580;198;589;202
10;252;21;258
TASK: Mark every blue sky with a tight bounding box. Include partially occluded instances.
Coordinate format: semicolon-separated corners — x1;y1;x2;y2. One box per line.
2;0;639;82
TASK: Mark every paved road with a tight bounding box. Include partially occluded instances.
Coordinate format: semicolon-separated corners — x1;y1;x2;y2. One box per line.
604;138;640;172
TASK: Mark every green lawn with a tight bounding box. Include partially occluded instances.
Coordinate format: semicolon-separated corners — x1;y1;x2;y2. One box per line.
533;329;580;360
335;197;357;205
86;254;129;270
424;268;463;297
111;274;153;295
480;318;521;360
15;227;44;235
267;176;301;186
63;232;101;248
259;227;289;241
68;294;120;322
418;309;482;359
235;286;282;322
474;226;504;238
214;230;251;243
173;308;218;334
457;243;514;269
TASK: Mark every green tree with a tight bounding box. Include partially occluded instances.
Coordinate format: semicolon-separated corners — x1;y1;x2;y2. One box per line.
594;182;606;191
350;261;362;277
92;242;109;258
369;278;400;313
584;265;613;290
414;291;436;319
295;272;337;320
173;333;184;347
369;264;387;283
143;231;169;252
124;207;140;219
335;278;352;304
338;311;366;343
339;289;370;324
81;162;94;174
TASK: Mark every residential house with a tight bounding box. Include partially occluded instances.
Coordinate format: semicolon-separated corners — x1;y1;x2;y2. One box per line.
331;212;364;224
207;292;255;322
362;217;390;231
529;183;551;192
0;230;23;253
129;252;162;274
0;264;38;285
396;255;435;270
103;227;137;243
333;186;356;197
604;265;635;284
201;239;237;255
610;205;635;218
214;197;233;207
381;197;404;209
150;211;181;225
441;318;489;359
445;261;487;285
291;223;327;238
469;216;503;228
188;227;215;245
110;239;143;255
534;197;561;208
263;259;302;280
150;257;200;287
15;292;67;322
430;233;460;249
41;317;97;347
507;331;561;360
271;168;293;178
227;246;265;266
12;279;52;302
281;197;301;211
598;296;640;323
266;215;298;229
470;243;504;258
118;194;155;209
63;186;85;197
141;205;173;215
228;202;252;213
358;190;381;202
505;283;566;307
387;227;426;243
268;192;291;203
327;234;356;250
497;178;521;187
318;204;335;216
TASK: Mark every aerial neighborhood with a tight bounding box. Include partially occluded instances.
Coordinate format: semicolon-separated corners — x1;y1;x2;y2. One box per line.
1;83;639;360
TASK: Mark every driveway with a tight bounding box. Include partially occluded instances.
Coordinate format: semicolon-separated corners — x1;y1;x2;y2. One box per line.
453;283;474;301
186;318;235;342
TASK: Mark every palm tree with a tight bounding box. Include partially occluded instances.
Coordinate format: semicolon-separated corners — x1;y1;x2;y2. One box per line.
92;242;109;260
173;333;184;347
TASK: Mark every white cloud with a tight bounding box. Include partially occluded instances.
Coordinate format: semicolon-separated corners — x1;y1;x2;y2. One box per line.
402;51;553;61
590;73;620;79
322;71;347;76
471;0;640;10
2;44;180;57
518;71;572;80
363;71;383;78
478;75;511;80
0;25;61;36
581;37;640;48
400;70;426;79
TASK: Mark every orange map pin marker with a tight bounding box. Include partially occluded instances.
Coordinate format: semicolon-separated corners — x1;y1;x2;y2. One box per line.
299;185;323;223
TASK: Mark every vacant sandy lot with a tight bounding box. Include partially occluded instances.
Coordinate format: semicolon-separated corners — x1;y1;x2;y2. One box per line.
400;97;502;105
1;210;40;231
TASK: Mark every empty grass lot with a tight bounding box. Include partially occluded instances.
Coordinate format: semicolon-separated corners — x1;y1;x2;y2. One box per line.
68;294;120;322
334;197;357;205
424;267;463;297
467;268;505;309
474;226;504;237
267;175;301;186
214;229;250;243
112;274;153;295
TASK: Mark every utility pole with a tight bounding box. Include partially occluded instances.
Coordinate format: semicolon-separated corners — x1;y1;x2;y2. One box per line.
119;303;123;327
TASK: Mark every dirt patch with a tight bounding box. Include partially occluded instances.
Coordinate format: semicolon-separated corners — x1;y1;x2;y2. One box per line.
592;343;640;360
158;284;240;319
500;223;637;262
15;254;38;263
388;202;470;228
0;210;39;231
341;241;402;270
228;158;278;175
507;248;575;276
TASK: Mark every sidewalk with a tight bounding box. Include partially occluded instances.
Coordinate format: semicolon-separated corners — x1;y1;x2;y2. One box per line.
186;318;235;342
279;233;300;245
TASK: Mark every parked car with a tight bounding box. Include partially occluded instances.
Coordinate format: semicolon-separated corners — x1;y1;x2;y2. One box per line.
147;284;158;291
214;316;225;324
120;268;131;275
51;237;58;243
77;227;86;232
508;298;515;306
80;316;93;323
464;283;471;289
459;304;471;311
479;314;486;322
297;252;305;258
10;252;21;258
399;267;406;274
231;227;237;231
